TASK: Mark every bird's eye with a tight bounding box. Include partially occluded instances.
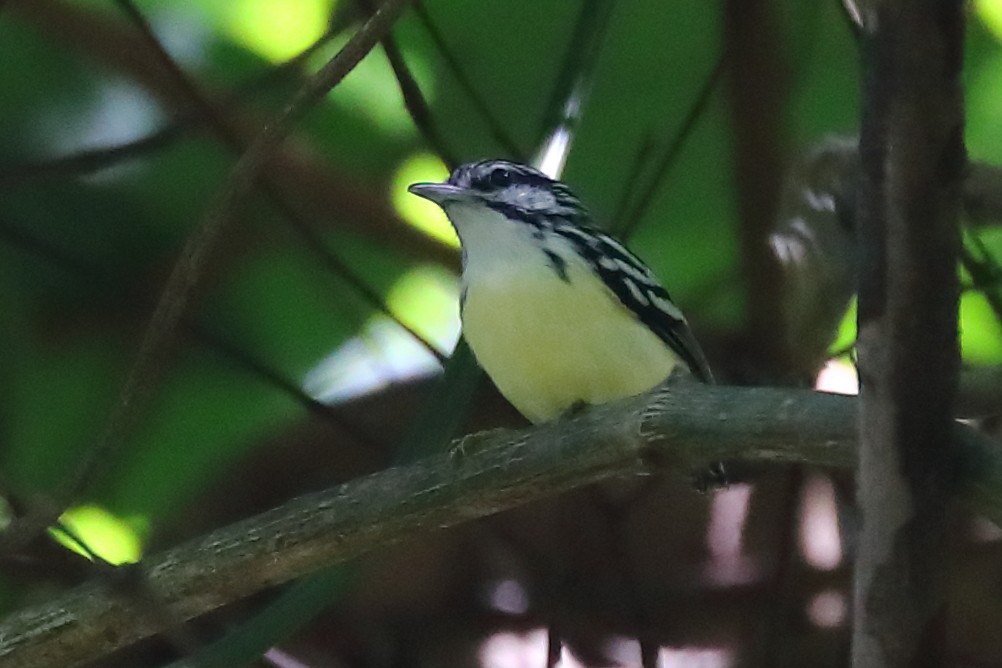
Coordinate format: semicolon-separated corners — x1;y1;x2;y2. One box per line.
488;168;512;188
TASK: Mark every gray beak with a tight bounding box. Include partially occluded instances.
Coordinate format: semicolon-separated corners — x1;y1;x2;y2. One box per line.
407;182;466;204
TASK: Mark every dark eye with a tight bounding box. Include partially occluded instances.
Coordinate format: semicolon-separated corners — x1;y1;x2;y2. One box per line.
488;168;512;188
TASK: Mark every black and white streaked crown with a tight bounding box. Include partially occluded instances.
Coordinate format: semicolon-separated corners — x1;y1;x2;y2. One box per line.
444;159;714;383
446;160;591;227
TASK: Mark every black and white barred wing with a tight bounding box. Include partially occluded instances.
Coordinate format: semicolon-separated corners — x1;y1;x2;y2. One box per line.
553;224;714;383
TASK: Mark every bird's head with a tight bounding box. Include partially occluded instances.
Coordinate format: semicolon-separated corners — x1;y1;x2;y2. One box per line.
408;160;589;228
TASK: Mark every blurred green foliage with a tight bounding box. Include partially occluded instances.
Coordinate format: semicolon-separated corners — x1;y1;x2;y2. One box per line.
0;0;1000;603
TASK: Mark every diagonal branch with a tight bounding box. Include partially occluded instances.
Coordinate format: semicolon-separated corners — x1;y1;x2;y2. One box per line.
65;0;416;497
412;2;526;159
533;0;617;177
0;380;999;668
4;0;456;270
111;0;445;362
0;0;416;555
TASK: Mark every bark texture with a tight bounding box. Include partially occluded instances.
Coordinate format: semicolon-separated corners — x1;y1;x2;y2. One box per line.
853;2;966;666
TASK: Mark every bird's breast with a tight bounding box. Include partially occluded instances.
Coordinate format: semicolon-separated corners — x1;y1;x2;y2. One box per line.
460;253;679;423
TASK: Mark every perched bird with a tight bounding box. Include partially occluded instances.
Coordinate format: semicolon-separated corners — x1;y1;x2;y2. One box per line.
409;159;712;424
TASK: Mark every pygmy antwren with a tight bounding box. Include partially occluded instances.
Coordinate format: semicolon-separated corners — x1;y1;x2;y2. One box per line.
409;159;712;424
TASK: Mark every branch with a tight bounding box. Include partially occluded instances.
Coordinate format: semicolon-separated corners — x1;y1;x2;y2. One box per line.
532;0;616;176
853;2;965;665
723;0;790;381
0;381;999;668
4;0;457;271
66;0;415;503
614;52;724;239
111;0;445;364
767;138;1002;386
411;2;526;159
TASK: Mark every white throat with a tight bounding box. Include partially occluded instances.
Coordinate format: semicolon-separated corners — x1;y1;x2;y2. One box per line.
444;202;547;282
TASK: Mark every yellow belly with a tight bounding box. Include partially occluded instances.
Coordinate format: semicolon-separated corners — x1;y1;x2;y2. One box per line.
461;260;679;423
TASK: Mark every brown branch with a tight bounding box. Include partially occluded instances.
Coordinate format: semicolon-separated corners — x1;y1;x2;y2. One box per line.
766;138;1002;384
357;0;460;170
0;0;417;555
723;0;791;382
770;138;858;379
1;380;1000;668
70;0;411;485
853;2;966;666
4;0;457;270
111;0;444;363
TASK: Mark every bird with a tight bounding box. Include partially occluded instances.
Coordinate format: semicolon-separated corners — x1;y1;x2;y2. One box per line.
408;159;712;425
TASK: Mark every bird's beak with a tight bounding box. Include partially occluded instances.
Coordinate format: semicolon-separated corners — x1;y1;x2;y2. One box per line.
407;182;465;204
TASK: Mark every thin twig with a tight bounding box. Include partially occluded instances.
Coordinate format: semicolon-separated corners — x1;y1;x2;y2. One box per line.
74;0;416;493
533;0;617;176
0;216;370;439
7;0;458;272
610;135;655;236
0;124;186;187
0;24;338;187
412;1;526;160
0;0;418;557
962;231;1002;326
616;52;726;239
356;0;459;169
112;0;443;362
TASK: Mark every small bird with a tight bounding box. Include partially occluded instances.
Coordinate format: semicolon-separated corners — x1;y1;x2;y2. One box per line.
409;159;712;424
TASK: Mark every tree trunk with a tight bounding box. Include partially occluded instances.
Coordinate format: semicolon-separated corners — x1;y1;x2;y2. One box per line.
853;2;966;666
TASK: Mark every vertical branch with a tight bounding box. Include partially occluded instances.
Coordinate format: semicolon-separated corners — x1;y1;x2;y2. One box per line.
853;2;965;666
723;0;789;381
533;0;617;177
